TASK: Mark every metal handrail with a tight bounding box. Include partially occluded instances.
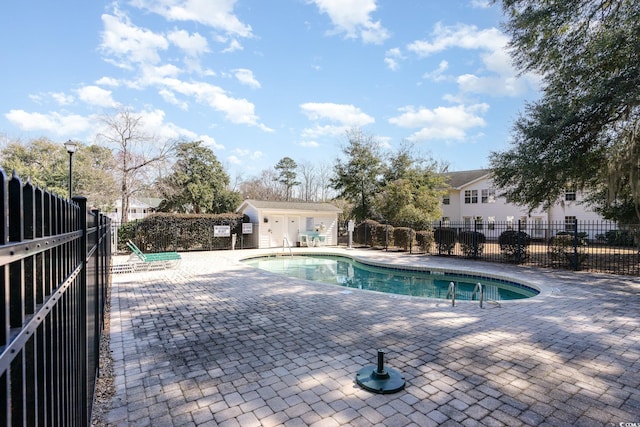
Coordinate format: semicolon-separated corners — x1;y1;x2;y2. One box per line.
446;281;456;306
472;282;484;308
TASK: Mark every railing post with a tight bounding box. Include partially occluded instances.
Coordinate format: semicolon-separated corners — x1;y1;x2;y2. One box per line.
517;220;522;264
573;218;579;271
409;222;413;254
473;220;479;259
73;196;89;426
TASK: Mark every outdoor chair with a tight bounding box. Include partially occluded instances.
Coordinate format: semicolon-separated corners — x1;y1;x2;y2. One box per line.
125;240;181;271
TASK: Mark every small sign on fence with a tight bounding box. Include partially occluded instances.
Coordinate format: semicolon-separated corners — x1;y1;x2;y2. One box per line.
214;225;231;237
242;223;253;234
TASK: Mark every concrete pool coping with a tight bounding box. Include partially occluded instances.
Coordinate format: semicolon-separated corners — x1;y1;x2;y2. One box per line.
106;246;640;426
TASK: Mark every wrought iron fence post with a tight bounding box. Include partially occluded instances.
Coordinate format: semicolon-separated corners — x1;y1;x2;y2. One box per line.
573;218;579;271
73;196;89;426
438;221;442;256
473;220;479;259
385;220;388;251
409;222;413;254
517;220;522;264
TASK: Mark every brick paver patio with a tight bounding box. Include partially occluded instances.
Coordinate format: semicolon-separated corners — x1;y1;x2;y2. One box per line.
106;248;640;426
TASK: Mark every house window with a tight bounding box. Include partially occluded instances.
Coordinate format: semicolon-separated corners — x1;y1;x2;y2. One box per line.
565;189;576;201
481;188;495;203
464;190;478;204
442;194;450;205
442;217;450;227
488;216;495;231
565;216;577;232
305;217;314;231
506;216;514;230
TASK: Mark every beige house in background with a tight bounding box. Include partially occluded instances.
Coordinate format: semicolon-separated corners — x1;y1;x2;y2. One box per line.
237;199;342;249
441;170;608;239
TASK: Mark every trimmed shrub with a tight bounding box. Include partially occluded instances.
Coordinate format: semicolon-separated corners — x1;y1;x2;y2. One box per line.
603;229;636;247
354;220;381;247
549;233;588;269
392;227;414;251
433;227;457;255
459;230;486;258
117;220;140;252
373;222;394;248
498;230;531;262
415;230;434;254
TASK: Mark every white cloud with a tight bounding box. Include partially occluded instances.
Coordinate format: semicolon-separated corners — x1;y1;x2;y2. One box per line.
233;69;261;89
228;148;263;164
308;0;390;44
457;74;528;97
158;88;189;109
153;78;271;130
221;38;243;53
384;47;403;71
389;103;489;142
167;29;209;56
300;102;374;139
132;108;211;143
407;23;507;56
131;0;253;38
96;77;120;87
76;86;120;108
470;0;492;8
300;102;374;125
226;155;241;165
100;12;169;68
407;23;537;97
199;134;224;151
50;92;75;106
5;110;93;135
300;140;320;148
422;60;450;82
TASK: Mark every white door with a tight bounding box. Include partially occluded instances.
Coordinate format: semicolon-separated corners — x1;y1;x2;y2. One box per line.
269;216;285;247
287;217;299;247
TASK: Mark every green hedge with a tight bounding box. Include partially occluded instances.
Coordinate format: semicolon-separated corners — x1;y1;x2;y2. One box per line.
123;213;247;252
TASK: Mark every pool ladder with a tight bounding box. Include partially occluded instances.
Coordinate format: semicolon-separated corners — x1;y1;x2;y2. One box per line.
282;236;293;256
447;281;493;309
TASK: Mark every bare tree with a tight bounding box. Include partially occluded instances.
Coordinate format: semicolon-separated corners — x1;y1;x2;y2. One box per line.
97;110;174;223
316;161;335;201
239;169;284;200
297;160;316;201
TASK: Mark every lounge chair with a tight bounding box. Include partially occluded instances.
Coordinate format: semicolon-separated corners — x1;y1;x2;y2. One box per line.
125;240;181;271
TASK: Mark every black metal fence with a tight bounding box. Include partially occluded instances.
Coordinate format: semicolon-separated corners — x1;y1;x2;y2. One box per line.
355;219;640;276
0;170;112;426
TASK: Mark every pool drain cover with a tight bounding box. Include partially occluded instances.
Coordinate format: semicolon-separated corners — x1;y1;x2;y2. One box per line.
356;350;405;394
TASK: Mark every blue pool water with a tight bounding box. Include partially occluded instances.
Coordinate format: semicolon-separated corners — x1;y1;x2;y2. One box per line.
243;254;539;301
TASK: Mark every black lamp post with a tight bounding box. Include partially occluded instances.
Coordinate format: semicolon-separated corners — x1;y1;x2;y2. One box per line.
64;140;78;198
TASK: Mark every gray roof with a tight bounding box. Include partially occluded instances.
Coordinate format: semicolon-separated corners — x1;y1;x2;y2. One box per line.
238;199;342;213
444;169;491;189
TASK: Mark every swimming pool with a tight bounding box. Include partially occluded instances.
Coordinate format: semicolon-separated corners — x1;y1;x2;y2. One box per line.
242;254;539;301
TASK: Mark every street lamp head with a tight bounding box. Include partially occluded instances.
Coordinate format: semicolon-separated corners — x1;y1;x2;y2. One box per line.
64;140;78;154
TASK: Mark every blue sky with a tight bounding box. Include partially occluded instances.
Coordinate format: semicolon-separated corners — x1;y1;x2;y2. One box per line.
0;0;540;179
